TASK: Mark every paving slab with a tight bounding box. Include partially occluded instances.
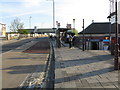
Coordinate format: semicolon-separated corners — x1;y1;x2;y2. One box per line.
54;45;119;89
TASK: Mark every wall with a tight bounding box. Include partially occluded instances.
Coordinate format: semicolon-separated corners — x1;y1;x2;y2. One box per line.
73;35;110;50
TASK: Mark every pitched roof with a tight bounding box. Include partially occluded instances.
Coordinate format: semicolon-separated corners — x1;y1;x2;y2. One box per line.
79;22;120;34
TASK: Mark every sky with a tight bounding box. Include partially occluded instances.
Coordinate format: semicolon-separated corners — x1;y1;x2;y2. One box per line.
0;0;120;32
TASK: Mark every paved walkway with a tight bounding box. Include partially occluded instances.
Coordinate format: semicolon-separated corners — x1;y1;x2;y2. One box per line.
54;44;119;89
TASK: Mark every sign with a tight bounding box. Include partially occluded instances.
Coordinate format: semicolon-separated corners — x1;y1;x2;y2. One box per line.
90;39;100;42
103;40;110;42
118;1;120;24
104;36;109;40
111;15;116;24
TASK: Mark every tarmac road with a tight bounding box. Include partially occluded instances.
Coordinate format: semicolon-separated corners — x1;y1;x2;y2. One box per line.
2;37;50;89
1;38;33;53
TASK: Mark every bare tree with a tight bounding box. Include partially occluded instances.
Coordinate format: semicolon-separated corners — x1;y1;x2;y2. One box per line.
10;18;24;32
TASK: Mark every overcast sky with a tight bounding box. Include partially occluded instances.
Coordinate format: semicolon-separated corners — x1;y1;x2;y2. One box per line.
0;0;120;32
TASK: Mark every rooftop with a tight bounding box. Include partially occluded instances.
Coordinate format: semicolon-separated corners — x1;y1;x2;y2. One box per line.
79;22;120;34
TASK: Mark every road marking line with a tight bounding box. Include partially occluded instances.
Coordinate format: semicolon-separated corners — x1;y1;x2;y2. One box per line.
19;74;31;88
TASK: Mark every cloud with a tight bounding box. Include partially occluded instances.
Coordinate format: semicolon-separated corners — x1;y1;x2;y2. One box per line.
1;10;45;19
2;0;120;32
55;0;110;31
23;0;44;7
0;0;52;18
0;0;25;3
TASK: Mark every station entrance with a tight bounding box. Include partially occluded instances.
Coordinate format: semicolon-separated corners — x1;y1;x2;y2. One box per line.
91;42;99;50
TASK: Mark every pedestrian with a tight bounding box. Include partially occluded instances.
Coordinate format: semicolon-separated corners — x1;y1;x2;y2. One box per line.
67;34;70;43
72;35;75;47
68;34;73;49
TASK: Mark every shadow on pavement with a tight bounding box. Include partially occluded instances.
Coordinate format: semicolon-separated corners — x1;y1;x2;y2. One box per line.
56;54;113;69
55;67;114;84
2;64;45;74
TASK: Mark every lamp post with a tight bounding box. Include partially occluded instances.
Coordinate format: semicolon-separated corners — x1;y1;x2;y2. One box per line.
108;0;112;51
118;2;120;88
82;19;85;51
53;0;55;29
114;0;119;70
29;16;32;29
47;0;55;32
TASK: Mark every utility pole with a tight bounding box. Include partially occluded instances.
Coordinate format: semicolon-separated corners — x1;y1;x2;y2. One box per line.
118;2;120;88
108;0;112;51
29;16;32;29
82;19;85;51
53;0;55;29
114;0;119;70
46;0;55;32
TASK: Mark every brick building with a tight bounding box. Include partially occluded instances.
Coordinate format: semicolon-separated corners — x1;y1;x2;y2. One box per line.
78;22;120;50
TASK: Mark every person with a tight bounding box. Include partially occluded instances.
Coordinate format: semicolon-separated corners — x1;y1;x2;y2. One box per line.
67;34;73;48
72;35;75;47
66;34;70;43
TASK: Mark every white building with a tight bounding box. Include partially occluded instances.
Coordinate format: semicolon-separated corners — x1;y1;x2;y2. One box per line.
0;23;6;37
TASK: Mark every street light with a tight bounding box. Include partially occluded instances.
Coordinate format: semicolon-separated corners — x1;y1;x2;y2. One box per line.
53;0;55;29
46;0;55;29
114;0;119;70
108;0;119;70
82;19;85;51
107;0;112;51
29;16;32;29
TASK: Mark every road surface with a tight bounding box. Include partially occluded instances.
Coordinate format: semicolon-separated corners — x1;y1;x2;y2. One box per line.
1;38;33;53
2;37;50;89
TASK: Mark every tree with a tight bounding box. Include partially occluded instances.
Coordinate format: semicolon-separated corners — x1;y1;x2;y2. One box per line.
10;18;24;32
72;29;78;35
18;29;30;34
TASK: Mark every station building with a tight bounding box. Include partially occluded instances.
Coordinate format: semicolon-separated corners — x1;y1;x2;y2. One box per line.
78;22;120;50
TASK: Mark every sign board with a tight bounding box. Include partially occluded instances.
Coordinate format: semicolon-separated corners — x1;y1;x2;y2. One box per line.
118;1;120;24
110;1;120;24
111;15;116;24
90;39;100;42
103;40;110;42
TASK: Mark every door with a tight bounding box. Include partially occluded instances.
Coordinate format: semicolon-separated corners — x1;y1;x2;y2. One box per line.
91;42;99;50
